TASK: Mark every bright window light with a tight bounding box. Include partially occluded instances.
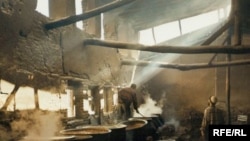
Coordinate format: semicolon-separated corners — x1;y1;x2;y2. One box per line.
36;0;49;17
75;0;83;30
139;22;180;45
218;8;226;20
139;28;155;45
154;21;181;44
226;5;232;17
139;7;230;46
180;10;219;34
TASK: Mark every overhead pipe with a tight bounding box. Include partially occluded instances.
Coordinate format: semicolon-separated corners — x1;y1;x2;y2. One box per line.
83;39;250;54
121;59;250;71
44;0;136;30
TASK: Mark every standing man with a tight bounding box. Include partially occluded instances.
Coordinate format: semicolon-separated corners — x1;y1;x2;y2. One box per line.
200;96;225;141
118;83;140;120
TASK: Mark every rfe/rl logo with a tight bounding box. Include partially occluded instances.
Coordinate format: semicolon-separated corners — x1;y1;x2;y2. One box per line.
213;129;247;136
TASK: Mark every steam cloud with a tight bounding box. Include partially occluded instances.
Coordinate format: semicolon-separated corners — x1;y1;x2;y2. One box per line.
134;92;162;117
2;110;64;140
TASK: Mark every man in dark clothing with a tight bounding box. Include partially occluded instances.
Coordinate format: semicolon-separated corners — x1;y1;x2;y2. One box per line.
118;84;139;120
200;96;225;141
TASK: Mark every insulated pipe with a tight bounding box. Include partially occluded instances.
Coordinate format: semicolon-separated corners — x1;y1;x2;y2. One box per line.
44;0;135;30
121;59;250;71
83;39;250;54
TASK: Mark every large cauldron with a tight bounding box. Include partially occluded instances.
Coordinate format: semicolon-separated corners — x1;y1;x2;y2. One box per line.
149;115;164;129
151;114;165;127
120;119;147;141
60;126;111;141
104;124;127;141
129;117;159;141
20;135;93;141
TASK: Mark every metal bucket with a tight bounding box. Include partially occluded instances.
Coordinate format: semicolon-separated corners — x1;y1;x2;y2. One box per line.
120;119;147;141
60;126;111;141
104;124;127;141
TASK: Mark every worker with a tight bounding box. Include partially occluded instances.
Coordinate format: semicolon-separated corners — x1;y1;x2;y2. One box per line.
118;83;140;120
200;95;225;141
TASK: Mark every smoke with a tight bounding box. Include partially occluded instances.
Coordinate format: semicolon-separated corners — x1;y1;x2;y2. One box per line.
8;110;64;140
133;54;180;86
26;111;62;138
164;118;180;129
0;125;11;141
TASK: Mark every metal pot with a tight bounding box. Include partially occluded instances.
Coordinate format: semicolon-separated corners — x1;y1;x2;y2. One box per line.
151;113;165;125
20;135;85;141
129;117;159;141
60;126;111;141
104;124;127;141
150;114;164;129
68;136;93;141
120;119;147;141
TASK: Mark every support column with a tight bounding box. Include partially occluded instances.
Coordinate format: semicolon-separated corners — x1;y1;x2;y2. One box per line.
68;80;84;118
92;86;101;124
34;88;40;109
103;86;113;114
67;89;74;117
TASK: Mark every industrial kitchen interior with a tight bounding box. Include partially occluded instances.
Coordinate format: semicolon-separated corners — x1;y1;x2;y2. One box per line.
0;0;250;141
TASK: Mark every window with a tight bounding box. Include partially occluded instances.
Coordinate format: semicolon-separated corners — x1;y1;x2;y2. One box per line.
154;21;181;43
180;10;219;34
36;0;49;17
139;28;155;45
139;7;231;46
139;21;180;45
75;0;83;30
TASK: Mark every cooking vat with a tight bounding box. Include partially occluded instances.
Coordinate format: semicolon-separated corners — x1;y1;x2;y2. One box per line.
120;119;147;141
60;126;110;141
130;117;159;141
20;135;92;141
150;114;164;129
104;124;127;141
